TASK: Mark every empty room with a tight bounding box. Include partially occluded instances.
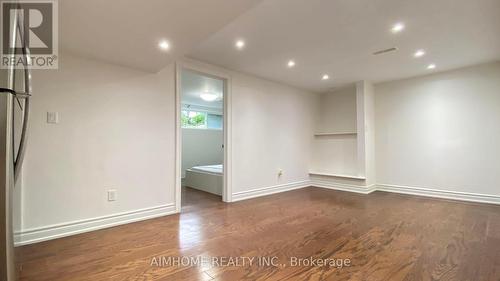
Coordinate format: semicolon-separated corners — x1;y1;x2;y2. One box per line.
1;0;499;280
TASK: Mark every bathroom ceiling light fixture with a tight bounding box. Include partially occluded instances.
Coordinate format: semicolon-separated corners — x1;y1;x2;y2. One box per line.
427;63;436;70
287;60;296;68
200;92;218;102
321;74;330;80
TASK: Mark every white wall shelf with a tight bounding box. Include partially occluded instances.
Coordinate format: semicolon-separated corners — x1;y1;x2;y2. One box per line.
314;132;357;137
309;171;366;180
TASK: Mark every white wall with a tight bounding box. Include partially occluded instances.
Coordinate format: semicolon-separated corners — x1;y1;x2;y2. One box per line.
356;81;376;185
17;54;500;244
310;86;358;176
230;70;317;193
21;54;176;233
178;59;318;201
317;86;357;133
18;55;318;243
181;128;223;178
375;62;500;196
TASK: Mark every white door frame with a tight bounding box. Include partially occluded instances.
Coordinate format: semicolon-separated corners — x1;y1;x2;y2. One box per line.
174;60;233;212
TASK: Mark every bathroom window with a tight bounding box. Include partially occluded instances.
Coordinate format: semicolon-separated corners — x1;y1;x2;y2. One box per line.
207;114;223;129
181;110;222;130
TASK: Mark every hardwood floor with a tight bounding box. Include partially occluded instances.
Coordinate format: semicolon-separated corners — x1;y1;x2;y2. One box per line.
16;187;500;281
181;186;222;212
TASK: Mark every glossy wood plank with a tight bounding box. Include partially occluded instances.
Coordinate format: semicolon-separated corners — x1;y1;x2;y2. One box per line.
16;187;500;280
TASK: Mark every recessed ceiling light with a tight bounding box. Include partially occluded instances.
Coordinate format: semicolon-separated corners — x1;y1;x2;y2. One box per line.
427;64;436;70
414;49;426;58
158;40;170;51
287;60;296;68
200;92;218;102
391;22;405;33
322;74;330;80
235;40;245;50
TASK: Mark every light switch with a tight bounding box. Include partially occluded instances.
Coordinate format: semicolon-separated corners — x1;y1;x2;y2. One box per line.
108;190;117;201
47;112;59;124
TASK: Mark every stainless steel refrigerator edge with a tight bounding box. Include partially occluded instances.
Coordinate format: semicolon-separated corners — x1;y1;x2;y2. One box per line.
1;70;15;280
1;4;32;280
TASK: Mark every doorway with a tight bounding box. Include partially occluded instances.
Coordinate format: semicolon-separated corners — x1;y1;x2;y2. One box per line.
175;63;232;212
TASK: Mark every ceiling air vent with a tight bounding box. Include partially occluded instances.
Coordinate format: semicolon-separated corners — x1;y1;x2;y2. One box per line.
373;47;398;55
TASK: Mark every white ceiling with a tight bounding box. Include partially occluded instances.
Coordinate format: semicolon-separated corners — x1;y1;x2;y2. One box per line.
181;69;224;109
60;0;500;92
187;0;500;92
59;0;263;72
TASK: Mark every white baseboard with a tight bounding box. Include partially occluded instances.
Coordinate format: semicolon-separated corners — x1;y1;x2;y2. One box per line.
232;180;311;202
377;184;500;205
15;203;177;246
311;179;376;194
309;179;500;205
15;182;500;247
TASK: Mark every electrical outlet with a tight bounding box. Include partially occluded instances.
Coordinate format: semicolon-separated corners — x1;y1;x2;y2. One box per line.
107;189;117;202
278;169;283;177
47;112;59;124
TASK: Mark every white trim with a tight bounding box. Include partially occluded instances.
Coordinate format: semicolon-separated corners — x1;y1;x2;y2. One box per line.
232;180;310;202
355;81;367;179
16;183;500;246
312;179;376;194
175;60;233;208
14;203;176;246
182;127;222;132
309;172;366;180
313;132;357;136
223;66;233;203
310;180;500;204
377;184;500;205
181;103;223;116
175;62;182;212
